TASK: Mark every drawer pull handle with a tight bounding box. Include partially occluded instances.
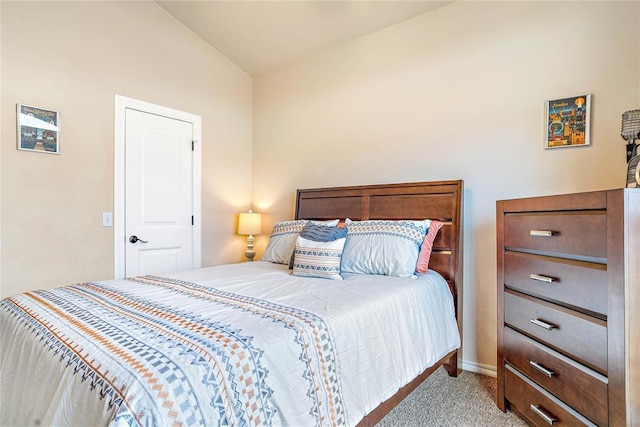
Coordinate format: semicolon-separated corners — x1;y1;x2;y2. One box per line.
530;404;557;425
530;230;554;237
530;318;556;330
529;360;556;377
530;274;556;283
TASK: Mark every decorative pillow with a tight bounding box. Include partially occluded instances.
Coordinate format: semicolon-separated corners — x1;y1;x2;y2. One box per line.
416;221;444;273
288;222;346;269
341;219;431;277
262;219;339;265
292;235;347;280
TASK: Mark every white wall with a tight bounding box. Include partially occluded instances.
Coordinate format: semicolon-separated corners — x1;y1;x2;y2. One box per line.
252;1;640;372
0;2;253;298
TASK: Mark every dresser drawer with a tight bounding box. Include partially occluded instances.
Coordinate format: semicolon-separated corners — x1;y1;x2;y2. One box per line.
504;291;607;373
505;365;597;427
504;212;606;259
504;251;607;316
503;327;608;426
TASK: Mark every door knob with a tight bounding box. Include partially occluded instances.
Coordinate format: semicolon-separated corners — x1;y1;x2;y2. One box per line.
129;235;148;244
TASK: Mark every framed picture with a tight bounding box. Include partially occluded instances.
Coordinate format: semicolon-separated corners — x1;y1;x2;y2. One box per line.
17;104;60;154
545;94;591;149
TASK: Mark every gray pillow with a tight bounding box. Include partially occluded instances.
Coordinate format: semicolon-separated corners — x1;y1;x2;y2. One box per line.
300;223;347;242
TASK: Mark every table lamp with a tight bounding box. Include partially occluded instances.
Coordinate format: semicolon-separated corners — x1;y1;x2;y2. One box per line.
621;109;640;162
622;110;640;188
237;210;262;261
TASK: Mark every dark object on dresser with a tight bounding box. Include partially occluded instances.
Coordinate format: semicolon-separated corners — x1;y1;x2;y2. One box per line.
496;189;639;426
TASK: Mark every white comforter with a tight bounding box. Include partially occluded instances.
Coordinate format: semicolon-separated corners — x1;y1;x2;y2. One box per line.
0;262;460;427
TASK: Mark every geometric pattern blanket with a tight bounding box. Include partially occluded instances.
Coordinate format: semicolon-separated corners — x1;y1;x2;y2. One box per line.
0;275;347;426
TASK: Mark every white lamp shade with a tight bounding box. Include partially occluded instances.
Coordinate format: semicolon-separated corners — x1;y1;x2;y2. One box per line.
238;212;262;235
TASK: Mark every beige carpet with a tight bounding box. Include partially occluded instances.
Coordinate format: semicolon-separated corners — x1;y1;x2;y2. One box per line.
377;367;528;426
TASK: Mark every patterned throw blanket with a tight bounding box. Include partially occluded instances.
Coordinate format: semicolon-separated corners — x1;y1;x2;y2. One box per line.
1;276;347;426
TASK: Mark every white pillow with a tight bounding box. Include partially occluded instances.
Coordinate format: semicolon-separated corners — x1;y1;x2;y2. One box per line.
341;219;431;277
292;236;346;280
261;219;339;265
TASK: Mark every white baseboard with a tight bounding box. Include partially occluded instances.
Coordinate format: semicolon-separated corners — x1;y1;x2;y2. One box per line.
461;360;496;377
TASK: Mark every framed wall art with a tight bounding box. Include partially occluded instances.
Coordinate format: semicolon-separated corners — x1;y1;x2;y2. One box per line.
17;104;60;154
545;94;591;149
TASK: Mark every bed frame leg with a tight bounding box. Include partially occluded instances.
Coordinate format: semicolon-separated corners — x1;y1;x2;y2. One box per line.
444;350;460;377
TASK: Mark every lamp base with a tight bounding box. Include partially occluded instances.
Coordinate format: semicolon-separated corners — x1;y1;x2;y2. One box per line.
245;234;256;261
244;249;256;261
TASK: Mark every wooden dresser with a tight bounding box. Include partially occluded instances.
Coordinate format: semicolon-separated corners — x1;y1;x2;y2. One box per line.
496;189;639;426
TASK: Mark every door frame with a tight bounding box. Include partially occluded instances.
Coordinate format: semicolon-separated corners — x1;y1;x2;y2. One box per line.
114;94;202;278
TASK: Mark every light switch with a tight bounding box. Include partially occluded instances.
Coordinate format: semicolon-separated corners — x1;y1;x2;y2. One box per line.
103;212;113;227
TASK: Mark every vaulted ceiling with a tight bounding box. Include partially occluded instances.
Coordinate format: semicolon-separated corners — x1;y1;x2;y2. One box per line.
156;1;452;76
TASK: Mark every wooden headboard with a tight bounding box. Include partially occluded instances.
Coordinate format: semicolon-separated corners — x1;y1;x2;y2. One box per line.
295;180;464;332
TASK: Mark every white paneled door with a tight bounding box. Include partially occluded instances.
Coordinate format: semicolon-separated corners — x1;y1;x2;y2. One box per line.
124;108;196;277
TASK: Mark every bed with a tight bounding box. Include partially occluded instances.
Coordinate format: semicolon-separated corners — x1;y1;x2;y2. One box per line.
0;180;463;427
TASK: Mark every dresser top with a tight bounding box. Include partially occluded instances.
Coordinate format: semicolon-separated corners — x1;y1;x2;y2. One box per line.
497;188;640;213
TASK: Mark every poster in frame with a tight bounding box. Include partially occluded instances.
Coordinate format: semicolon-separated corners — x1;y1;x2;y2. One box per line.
16;104;60;154
545;94;591;149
